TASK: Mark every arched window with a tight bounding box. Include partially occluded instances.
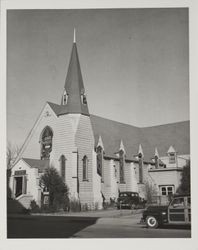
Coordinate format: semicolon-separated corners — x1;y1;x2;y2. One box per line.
138;152;143;183
81;94;87;105
82;155;88;181
119;150;125;183
40;126;53;160
96;146;103;181
60;155;66;181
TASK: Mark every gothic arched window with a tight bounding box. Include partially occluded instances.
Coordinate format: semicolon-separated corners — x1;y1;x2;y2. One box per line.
82;155;88;181
96;146;103;181
60;155;66;181
40;126;53;160
119;150;125;183
138;152;143;183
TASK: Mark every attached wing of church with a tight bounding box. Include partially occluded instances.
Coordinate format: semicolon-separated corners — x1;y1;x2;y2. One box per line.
9;31;190;210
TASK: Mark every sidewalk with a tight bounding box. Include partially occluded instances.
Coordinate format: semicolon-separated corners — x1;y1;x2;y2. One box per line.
30;208;144;218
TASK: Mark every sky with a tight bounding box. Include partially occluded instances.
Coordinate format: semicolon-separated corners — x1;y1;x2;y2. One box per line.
7;8;189;147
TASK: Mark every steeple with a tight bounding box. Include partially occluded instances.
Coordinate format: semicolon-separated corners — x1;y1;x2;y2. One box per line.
61;29;89;116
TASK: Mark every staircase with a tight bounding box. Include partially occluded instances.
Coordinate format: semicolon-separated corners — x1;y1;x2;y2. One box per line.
7;194;33;214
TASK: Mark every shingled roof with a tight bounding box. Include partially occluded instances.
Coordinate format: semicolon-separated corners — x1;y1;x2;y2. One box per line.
22;158;49;173
45;101;190;161
91;115;190;161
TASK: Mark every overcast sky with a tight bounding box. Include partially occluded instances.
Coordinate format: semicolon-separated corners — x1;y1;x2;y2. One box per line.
7;8;189;147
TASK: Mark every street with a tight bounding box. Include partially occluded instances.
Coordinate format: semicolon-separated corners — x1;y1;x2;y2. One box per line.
7;210;191;238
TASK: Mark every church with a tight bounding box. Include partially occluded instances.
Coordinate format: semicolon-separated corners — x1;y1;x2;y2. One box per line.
9;31;190;210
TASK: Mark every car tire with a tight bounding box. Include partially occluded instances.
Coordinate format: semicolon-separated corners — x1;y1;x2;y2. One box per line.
146;216;159;229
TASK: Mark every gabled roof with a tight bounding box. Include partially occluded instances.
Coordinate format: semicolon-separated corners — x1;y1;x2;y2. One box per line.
139;121;190;159
22;158;49;173
90;114;141;160
90;115;190;161
47;102;62;115
45;102;190;161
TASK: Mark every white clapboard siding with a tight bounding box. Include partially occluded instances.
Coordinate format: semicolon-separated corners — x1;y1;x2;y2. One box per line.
18;104;80;195
149;169;182;192
75;115;102;205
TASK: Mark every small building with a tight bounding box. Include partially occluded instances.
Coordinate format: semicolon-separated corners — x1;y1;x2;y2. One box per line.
9;32;190;209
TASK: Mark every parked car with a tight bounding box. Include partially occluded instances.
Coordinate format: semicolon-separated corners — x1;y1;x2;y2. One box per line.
117;191;146;209
141;194;191;228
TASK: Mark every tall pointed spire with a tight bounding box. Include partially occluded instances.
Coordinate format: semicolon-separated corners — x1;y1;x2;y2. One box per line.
61;30;89;116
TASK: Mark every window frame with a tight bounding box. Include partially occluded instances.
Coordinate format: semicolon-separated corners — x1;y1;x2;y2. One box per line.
82;155;88;181
40;126;53;160
169;152;176;164
119;150;125;184
160;185;174;196
59;155;66;182
96;146;103;181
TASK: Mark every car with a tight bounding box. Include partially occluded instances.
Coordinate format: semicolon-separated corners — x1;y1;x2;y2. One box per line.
141;194;191;228
117;191;146;209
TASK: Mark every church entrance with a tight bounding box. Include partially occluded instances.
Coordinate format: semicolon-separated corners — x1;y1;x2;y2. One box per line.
15;177;23;198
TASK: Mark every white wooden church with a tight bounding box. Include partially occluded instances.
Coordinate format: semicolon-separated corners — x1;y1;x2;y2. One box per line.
9;31;190;209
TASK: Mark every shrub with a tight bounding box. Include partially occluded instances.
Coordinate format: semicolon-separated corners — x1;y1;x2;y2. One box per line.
69;198;81;212
30;200;40;213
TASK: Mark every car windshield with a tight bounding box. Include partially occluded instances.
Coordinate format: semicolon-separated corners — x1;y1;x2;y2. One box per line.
170;197;185;207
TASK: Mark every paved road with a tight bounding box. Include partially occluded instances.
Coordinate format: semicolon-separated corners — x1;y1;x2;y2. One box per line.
7;210;191;238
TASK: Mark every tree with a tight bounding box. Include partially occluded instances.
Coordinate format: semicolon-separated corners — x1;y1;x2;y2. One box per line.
7;142;20;198
144;181;158;204
40;167;69;210
177;160;190;194
7;142;20;169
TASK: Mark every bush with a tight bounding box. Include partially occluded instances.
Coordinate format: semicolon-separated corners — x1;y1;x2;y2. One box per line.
30;200;40;213
177;161;190;194
69;198;81;212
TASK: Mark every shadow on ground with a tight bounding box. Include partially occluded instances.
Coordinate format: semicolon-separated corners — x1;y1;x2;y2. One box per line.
7;215;99;238
140;224;191;230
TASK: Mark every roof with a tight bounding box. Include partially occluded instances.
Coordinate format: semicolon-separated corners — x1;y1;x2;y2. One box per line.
90;115;141;160
46;103;190;161
90;115;190;161
22;158;49;173
60;42;89;116
139;121;190;159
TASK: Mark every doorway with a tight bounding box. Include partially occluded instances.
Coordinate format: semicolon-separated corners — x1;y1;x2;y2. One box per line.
15;177;23;197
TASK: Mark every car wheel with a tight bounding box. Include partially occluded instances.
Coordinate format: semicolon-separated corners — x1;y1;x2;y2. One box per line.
146;216;159;229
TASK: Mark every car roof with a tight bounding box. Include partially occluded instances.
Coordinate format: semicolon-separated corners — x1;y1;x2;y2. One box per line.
119;191;138;194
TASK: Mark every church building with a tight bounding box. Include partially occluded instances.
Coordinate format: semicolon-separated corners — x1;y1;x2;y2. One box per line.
9;31;190;210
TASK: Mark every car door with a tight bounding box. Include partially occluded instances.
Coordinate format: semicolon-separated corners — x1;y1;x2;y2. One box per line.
168;197;185;223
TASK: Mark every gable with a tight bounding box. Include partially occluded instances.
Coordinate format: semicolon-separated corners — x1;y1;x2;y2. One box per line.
16;102;58;162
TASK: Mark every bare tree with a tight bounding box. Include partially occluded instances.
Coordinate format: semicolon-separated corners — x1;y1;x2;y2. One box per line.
145;181;158;204
7;142;20;169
